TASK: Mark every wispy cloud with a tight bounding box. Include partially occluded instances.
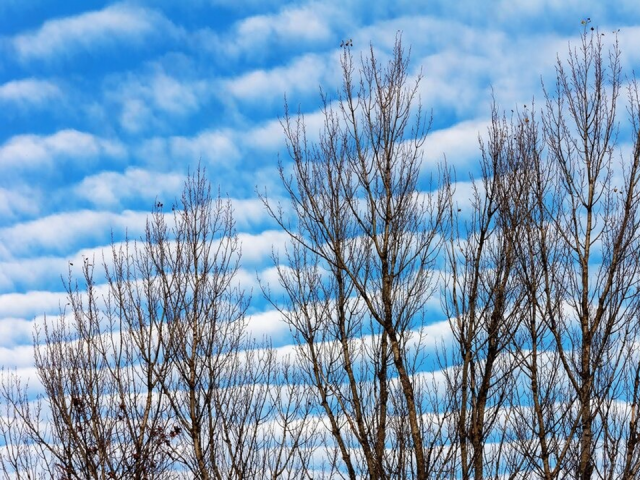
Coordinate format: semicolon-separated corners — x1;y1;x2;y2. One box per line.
0;290;66;319
73;168;185;208
0;345;38;368
0;187;41;222
137;129;240;168
0;78;61;107
11;3;173;62
0;210;148;260
237;230;290;265
420;119;490;170
0;256;69;292
236;4;334;45
226;53;337;106
194;3;338;63
0;130;126;171
105;68;212;134
0;318;34;347
246;309;290;344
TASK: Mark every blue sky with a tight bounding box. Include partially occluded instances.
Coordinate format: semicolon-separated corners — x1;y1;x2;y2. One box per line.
1;0;640;375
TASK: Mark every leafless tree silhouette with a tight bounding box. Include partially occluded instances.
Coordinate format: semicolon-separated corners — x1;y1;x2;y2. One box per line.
1;169;312;480
263;35;452;479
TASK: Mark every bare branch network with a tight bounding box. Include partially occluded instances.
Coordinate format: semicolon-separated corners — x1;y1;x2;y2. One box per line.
2;31;640;480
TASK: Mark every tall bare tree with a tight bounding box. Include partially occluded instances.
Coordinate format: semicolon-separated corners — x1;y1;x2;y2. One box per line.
263;36;452;479
440;101;534;480
508;29;640;480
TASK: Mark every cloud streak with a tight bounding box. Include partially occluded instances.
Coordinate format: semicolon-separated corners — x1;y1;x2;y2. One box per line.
0;130;125;171
0;210;148;260
11;3;171;62
73;168;184;208
0;78;61;107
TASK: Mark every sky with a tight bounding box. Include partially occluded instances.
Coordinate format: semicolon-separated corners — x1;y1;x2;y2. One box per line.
1;0;640;381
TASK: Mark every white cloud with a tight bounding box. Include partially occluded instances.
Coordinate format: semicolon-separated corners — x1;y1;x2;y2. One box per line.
231;198;280;230
11;3;173;61
0;187;41;221
0;345;36;370
0;256;68;292
73;168;185;208
619;26;640;67
107;68;212;133
0;241;146;294
0;78;61;107
237;5;333;45
0;210;148;260
119;98;154;134
246;309;290;343
242;118;286;150
152;74;200;114
139;129;240;167
0;130;126;171
238;229;291;265
0;318;34;347
421;119;489;170
227;53;336;105
492;0;605;23
0;291;66;319
170;129;240;162
193;3;337;63
409;319;454;351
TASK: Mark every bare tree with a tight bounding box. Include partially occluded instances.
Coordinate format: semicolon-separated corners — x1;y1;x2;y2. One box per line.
0;169;310;480
440;101;534;480
263;36;452;479
506;29;640;480
0;256;176;480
